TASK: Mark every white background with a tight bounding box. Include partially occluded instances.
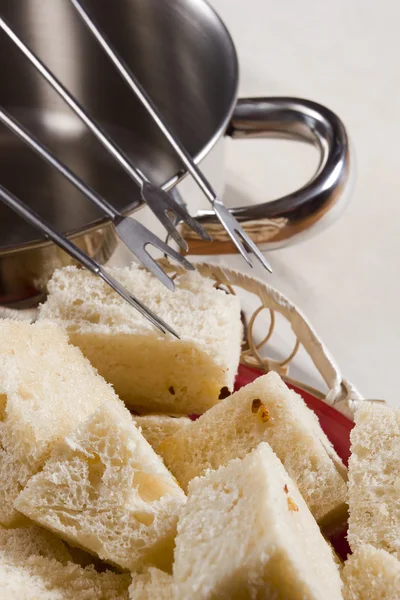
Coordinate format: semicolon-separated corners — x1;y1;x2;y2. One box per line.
203;0;400;406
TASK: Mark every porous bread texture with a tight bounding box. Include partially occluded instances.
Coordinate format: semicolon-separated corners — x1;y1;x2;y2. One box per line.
0;524;130;600
173;443;344;600
347;403;400;557
0;524;71;564
16;399;186;572
134;415;191;455
0;320;119;526
0;558;131;600
342;545;400;600
129;567;173;600
38;265;242;414
0;562;59;600
161;371;347;523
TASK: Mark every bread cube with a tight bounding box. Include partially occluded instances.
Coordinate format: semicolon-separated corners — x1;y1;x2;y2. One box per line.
129;568;173;600
16;400;186;571
161;372;347;523
0;562;58;600
0;558;130;600
0;525;130;600
348;403;400;557
134;415;191;455
38;265;242;414
0;320;119;526
342;545;400;600
173;443;344;600
0;524;71;564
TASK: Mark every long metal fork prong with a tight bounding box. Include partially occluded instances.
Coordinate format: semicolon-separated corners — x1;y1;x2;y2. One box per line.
236;229;273;273
139;185;189;252
99;270;179;338
141;182;211;244
0;107;117;220
69;0;272;272
0;184;179;337
68;0;211;196
213;202;273;272
0;16;205;249
0;18;142;186
120;219;194;272
115;218;194;292
70;0;214;246
0;106;194;289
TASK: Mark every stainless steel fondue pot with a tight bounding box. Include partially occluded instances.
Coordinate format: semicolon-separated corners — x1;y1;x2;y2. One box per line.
0;0;352;306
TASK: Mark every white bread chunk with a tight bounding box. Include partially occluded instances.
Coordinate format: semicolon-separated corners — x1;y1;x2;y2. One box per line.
342;545;400;600
161;372;347;523
129;568;173;600
38;265;242;414
16;400;186;572
134;415;191;455
0;523;130;600
0;558;130;600
173;443;344;600
0;320;119;526
0;524;71;564
348;403;400;556
0;562;60;600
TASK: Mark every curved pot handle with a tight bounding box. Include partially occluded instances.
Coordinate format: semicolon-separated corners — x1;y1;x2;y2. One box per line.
183;97;353;253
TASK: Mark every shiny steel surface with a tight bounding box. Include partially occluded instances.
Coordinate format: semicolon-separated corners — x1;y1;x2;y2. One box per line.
0;183;179;335
0;14;209;252
0;106;195;292
0;0;237;304
192;97;352;251
0;0;352;305
0;0;238;251
0;220;117;306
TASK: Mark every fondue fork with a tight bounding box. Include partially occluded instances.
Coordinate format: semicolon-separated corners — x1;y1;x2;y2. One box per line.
70;0;272;273
0;16;211;256
0;107;193;292
0;184;179;337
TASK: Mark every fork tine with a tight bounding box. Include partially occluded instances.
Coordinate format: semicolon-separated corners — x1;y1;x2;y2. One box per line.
140;184;188;251
115;221;174;291
235;229;273;273
171;207;212;242
133;253;176;293
0;182;178;336
212;202;254;267
142;182;211;242
68;1;274;274
69;0;211;245
115;217;194;292
99;269;180;338
0;107;193;287
117;217;194;269
212;202;273;272
147;233;195;271
0;16;204;249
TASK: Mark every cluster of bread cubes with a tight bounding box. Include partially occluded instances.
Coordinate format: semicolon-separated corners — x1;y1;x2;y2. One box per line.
0;263;397;599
